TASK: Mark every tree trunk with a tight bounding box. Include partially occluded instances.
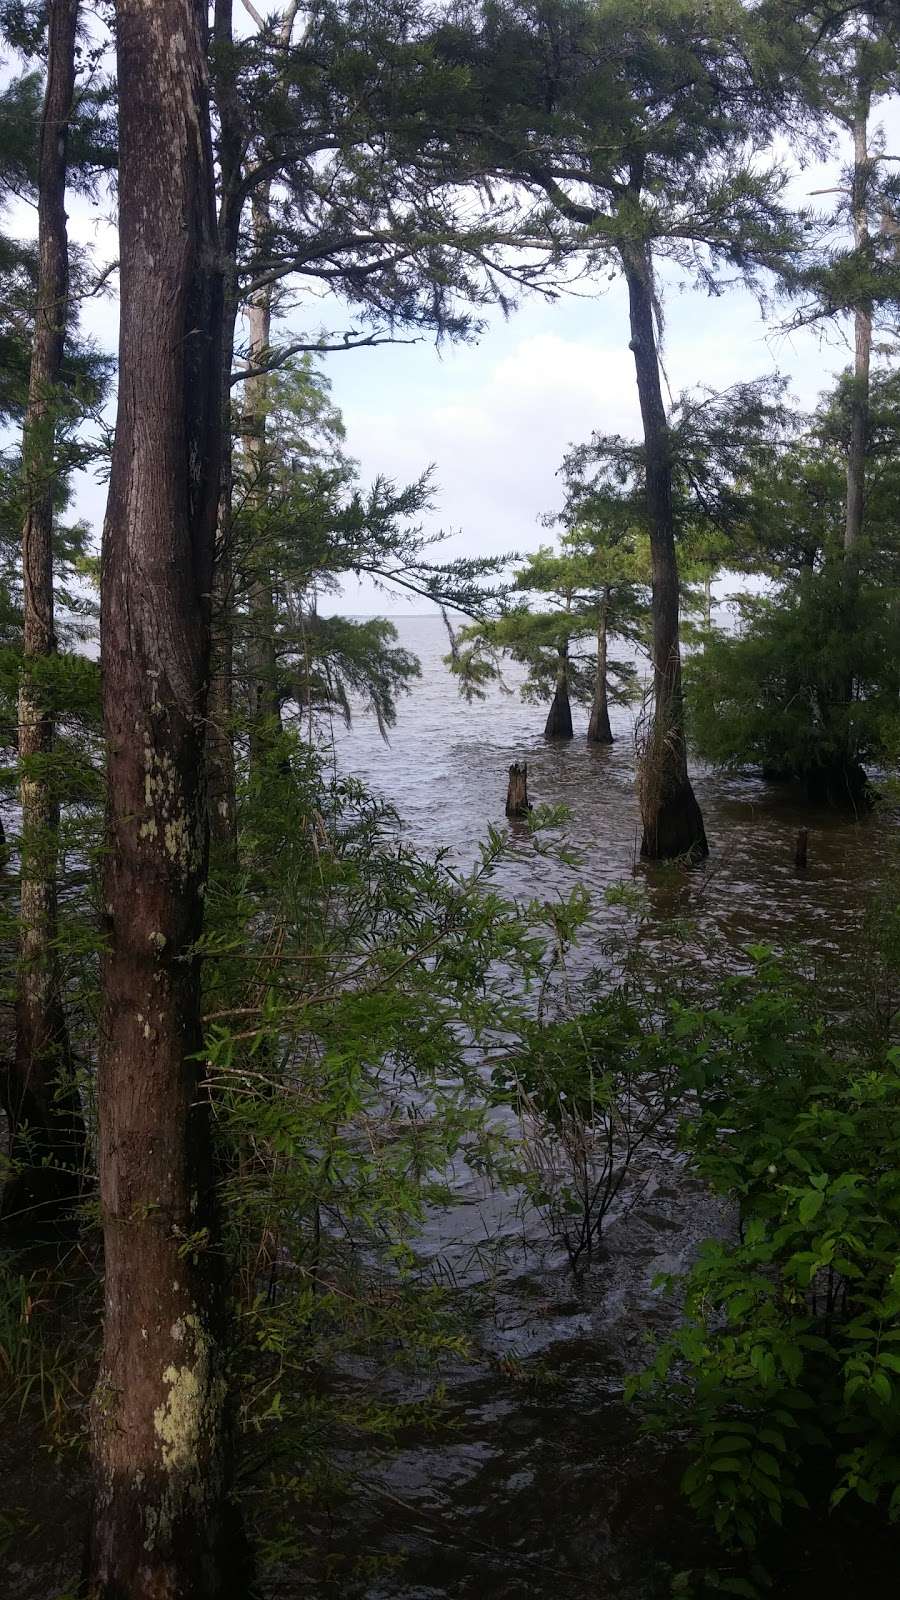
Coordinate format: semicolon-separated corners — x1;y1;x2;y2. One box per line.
587;588;613;744
86;4;241;1594
544;643;573;739
844;84;871;565
620;239;707;861
2;0;86;1228
245;189;282;770
208;279;239;851
207;0;243;851
841;74;872;788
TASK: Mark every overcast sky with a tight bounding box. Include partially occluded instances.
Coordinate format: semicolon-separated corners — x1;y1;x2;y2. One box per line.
6;27;899;617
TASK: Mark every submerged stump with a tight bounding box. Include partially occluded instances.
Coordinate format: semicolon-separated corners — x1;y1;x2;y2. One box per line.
506;762;531;819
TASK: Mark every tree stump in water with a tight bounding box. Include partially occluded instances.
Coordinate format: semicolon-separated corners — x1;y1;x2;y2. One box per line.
506;762;531;818
795;827;808;869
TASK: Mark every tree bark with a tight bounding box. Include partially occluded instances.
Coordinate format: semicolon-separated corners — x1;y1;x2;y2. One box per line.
505;761;530;817
86;4;241;1594
207;0;243;852
620;238;707;860
840;70;872;792
241;189;283;772
587;588;613;744
844;83;871;565
2;0;86;1227
208;277;240;851
544;642;573;739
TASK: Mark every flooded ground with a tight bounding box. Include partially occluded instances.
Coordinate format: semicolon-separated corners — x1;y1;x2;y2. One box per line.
276;614;897;1599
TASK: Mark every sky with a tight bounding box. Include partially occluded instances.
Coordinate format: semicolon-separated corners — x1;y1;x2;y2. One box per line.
4;14;899;617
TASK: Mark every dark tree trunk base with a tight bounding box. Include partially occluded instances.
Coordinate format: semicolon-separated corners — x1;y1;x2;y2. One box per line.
640;778;709;863
587;701;613;744
84;1468;251;1600
804;760;872;810
544;686;573;740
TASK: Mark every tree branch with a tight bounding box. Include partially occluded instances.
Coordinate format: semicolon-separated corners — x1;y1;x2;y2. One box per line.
230;329;419;385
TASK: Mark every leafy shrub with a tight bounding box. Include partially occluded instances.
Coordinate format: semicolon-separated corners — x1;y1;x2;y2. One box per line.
630;951;900;1550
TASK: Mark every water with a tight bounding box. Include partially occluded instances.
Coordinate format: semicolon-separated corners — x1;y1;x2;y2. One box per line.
292;614;895;1599
329;614;892;960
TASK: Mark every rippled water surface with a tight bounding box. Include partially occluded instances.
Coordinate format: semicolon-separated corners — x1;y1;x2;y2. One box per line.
299;614;896;1600
332;616;892;957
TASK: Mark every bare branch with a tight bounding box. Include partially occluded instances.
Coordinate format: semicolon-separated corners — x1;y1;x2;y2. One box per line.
230;329;419;385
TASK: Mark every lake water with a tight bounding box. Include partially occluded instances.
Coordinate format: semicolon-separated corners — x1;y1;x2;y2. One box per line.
330;614;893;961
283;615;898;1600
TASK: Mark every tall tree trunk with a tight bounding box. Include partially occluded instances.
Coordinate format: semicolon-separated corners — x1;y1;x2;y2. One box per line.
208;278;239;850
844;82;872;566
544;642;573;739
244;189;282;770
839;70;872;797
86;4;241;1594
2;0;86;1227
587;588;613;744
620;239;707;861
207;0;243;852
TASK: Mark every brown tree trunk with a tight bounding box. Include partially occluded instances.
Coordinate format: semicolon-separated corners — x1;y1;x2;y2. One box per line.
86;4;242;1594
840;73;872;793
208;283;239;851
845;85;871;565
544;642;573;739
620;239;707;861
207;0;243;852
587;588;613;744
244;190;282;770
2;0;86;1227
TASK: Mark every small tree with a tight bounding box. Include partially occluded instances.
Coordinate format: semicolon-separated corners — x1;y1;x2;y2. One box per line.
448;539;644;740
686;375;900;804
229;355;507;745
432;0;806;856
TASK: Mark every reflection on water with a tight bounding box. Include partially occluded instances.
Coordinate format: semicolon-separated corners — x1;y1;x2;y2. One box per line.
300;615;896;1600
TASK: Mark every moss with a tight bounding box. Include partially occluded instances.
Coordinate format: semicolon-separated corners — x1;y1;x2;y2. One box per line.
152;1315;225;1477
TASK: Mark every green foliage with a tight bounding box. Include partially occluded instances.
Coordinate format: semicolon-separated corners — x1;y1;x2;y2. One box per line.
686;571;899;802
630;943;900;1554
232;356;506;737
685;370;900;801
432;0;807;285
199;736;586;1495
489;991;690;1269
446;530;646;724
